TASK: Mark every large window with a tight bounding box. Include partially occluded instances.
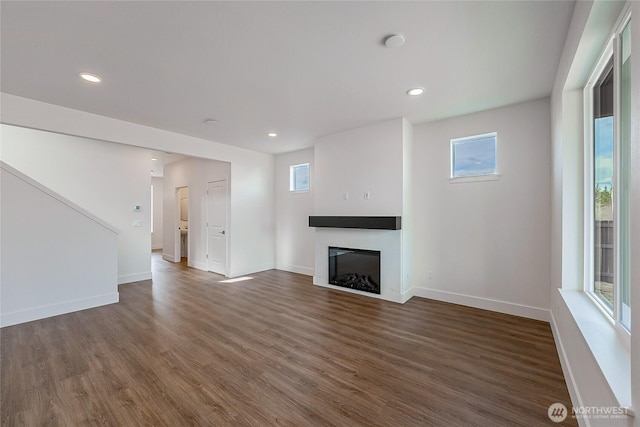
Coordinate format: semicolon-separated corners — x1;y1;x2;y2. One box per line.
450;133;497;178
585;14;631;331
290;163;310;192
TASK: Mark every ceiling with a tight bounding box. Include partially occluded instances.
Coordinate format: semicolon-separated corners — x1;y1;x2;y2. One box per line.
1;1;575;155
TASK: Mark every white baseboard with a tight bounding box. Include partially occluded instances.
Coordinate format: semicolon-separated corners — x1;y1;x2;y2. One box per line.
411;286;550;322
152;244;163;250
550;310;587;427
118;271;152;284
228;263;274;278
1;292;119;327
187;259;207;271
400;287;414;304
162;253;178;263
276;264;314;276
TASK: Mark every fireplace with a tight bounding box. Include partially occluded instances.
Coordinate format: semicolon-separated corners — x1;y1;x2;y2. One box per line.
328;247;380;294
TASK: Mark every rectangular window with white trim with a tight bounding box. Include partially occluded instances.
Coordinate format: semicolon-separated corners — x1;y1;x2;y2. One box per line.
584;13;631;331
289;163;310;192
450;132;498;180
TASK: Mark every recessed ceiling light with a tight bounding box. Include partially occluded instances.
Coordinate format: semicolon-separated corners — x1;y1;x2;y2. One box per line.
204;119;217;125
384;34;405;48
267;132;277;137
80;73;101;83
151;157;158;161
407;87;424;96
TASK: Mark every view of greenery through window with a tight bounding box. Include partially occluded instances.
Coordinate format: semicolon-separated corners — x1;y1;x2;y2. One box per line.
590;18;631;329
593;66;614;308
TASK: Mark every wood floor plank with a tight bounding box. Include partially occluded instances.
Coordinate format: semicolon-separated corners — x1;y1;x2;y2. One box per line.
1;253;576;426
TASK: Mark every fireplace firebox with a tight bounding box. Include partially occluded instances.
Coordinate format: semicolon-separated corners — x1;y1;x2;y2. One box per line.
328;247;380;294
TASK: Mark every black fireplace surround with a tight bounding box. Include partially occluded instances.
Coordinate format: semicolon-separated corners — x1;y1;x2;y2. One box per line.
328;247;381;294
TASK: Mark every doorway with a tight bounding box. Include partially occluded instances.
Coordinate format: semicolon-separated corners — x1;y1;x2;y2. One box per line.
207;180;228;275
176;186;189;265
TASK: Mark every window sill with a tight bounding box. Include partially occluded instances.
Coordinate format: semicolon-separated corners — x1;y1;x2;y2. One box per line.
449;174;500;184
558;289;632;412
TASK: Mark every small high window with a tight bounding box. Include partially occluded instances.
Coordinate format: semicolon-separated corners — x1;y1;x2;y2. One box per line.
450;133;497;179
290;163;310;192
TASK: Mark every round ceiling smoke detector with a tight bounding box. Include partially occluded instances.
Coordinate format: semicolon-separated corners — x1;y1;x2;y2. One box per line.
384;34;405;48
204;119;217;125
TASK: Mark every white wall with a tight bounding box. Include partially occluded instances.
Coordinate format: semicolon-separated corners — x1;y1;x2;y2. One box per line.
0;124;151;284
0;94;276;280
410;99;552;321
275;148;315;276
402;119;414;295
1;163;119;326
314;119;404;216
162;157;231;273
311;118;408;302
549;1;639;425
151;176;164;250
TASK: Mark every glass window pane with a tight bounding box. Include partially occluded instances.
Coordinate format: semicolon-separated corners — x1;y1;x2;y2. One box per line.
451;134;497;178
593;62;614;309
290;164;309;191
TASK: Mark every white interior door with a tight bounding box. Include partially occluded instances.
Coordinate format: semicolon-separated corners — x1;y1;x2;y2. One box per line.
207;180;228;275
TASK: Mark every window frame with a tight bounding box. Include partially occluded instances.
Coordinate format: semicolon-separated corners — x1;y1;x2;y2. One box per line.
583;9;632;339
584;43;614;316
289;163;310;192
449;132;499;182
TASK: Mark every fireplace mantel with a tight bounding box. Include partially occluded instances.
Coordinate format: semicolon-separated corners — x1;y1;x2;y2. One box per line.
309;216;401;230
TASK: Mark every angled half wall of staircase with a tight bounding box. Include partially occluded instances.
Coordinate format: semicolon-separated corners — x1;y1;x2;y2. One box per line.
1;162;120;327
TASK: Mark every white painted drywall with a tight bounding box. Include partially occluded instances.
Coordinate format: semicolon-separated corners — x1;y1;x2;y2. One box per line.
162;157;231;273
402;118;414;295
0;94;276;281
274;148;315;276
151;176;164;250
410;99;551;321
314;119;404;216
0;124;151;284
1;163;119;326
549;1;639;425
311;118;408;302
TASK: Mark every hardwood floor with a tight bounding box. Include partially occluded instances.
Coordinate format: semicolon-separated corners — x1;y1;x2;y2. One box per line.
1;253;576;426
